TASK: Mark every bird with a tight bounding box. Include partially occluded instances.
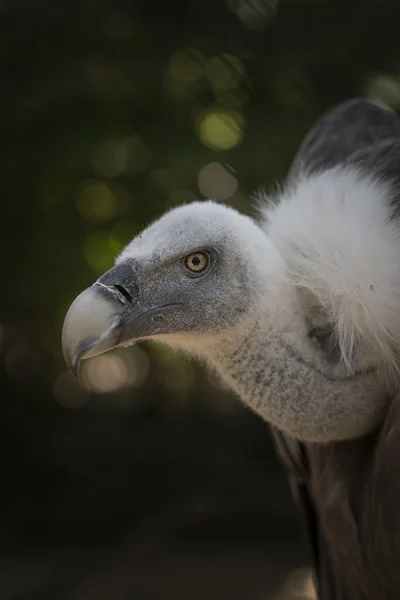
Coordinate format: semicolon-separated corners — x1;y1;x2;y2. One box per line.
62;98;400;599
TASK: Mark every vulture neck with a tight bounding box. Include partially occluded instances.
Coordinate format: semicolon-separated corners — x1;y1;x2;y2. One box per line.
202;282;387;444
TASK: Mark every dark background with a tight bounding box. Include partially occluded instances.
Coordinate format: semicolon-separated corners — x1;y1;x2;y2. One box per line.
1;0;400;598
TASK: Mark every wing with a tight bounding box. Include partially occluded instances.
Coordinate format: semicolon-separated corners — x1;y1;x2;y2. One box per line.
269;426;334;598
272;98;400;599
288;98;400;182
268;427;319;566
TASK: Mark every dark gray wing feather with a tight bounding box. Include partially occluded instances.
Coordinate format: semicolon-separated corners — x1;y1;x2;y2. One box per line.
349;138;400;220
288;97;400;181
269;427;320;573
272;98;400;599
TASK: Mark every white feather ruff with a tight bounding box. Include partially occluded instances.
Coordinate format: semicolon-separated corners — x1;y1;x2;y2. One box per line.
260;167;400;374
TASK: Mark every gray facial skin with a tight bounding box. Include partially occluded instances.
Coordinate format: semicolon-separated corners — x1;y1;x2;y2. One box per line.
62;200;388;443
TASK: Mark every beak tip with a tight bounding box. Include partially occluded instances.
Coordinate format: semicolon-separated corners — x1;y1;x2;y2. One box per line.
62;343;81;379
70;355;81;379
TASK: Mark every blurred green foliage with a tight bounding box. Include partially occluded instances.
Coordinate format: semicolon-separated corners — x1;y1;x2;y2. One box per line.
1;0;400;594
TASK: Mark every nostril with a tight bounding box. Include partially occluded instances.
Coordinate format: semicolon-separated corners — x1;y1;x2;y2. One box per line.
114;285;133;302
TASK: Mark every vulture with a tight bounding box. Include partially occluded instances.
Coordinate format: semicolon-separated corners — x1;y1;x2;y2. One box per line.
62;98;400;599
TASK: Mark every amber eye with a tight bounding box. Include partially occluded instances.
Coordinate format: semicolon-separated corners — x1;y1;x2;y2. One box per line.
185;251;209;274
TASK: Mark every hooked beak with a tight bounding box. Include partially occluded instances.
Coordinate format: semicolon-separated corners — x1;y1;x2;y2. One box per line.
62;261;179;378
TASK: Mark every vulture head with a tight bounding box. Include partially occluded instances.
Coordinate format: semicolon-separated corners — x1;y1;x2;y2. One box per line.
63;165;396;443
62;200;281;367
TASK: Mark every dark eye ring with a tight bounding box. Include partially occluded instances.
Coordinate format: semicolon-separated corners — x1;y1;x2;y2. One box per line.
184;251;209;274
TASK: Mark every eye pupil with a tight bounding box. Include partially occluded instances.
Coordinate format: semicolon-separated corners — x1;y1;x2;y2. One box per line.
185;251;209;274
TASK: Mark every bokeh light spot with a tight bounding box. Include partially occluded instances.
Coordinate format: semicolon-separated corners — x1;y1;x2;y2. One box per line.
82;354;131;393
198;162;238;200
53;371;90;409
365;74;400;110
91;140;127;178
228;0;280;30
198;111;244;150
76;180;117;222
168;48;205;83
83;230;114;274
271;568;316;599
80;349;146;393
